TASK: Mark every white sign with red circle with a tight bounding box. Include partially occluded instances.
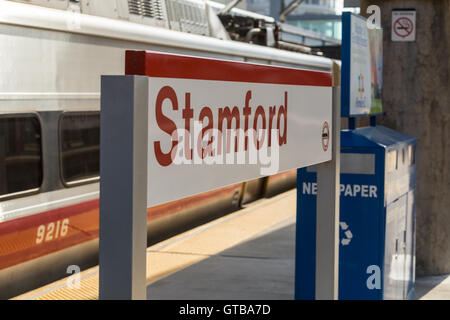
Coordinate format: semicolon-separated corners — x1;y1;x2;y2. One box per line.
392;9;416;42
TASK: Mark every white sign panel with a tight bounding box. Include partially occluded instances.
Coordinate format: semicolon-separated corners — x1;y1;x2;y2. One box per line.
392;10;416;42
124;51;333;207
147;78;331;206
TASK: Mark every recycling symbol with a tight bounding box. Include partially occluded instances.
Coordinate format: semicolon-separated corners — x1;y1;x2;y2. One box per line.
340;222;353;246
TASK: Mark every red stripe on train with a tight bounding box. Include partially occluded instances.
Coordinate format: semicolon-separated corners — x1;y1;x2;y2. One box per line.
0;183;241;270
0;231;98;270
0;199;99;234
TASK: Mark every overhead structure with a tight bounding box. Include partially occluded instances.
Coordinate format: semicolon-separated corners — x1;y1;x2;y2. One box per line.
217;0;242;15
280;0;304;22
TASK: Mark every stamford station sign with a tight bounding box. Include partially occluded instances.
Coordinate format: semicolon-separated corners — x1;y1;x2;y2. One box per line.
125;51;332;206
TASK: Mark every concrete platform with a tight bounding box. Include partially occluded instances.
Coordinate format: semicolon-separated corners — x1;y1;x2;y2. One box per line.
14;190;297;300
414;274;450;300
148;216;295;300
13;188;450;300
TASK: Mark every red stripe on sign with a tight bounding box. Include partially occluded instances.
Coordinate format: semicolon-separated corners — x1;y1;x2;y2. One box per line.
125;50;332;87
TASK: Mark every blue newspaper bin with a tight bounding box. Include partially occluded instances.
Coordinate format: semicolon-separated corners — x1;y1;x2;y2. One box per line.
295;126;417;300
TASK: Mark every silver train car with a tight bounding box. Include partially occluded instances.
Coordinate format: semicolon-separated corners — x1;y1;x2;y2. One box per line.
0;0;333;299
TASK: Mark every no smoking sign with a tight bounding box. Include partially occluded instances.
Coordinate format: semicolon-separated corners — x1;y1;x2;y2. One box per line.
392;9;416;42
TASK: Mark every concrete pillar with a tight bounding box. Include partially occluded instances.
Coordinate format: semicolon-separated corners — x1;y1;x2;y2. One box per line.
360;0;450;275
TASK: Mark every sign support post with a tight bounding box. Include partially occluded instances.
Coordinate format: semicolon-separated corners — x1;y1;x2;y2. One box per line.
315;84;341;300
99;76;149;300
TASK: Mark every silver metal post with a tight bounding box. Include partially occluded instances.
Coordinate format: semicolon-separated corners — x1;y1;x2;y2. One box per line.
315;83;341;300
99;75;149;300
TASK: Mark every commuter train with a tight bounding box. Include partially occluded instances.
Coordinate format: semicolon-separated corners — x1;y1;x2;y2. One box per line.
0;0;335;299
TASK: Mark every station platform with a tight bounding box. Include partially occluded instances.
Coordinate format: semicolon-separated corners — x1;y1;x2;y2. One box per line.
12;189;450;300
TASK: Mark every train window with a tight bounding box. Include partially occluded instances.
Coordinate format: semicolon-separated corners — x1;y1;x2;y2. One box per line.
0;115;43;199
60;112;100;185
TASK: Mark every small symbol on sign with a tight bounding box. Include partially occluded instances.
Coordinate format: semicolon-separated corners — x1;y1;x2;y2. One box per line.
340;221;353;246
393;17;414;38
322;121;329;152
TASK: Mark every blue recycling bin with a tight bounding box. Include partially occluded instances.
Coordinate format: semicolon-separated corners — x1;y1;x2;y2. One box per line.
295;125;417;300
